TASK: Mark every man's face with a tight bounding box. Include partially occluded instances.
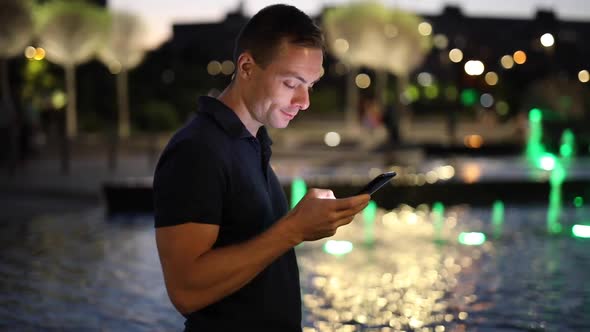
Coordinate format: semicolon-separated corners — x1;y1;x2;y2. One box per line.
244;41;323;129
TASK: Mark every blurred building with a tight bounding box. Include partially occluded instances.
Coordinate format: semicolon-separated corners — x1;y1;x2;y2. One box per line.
128;4;590;148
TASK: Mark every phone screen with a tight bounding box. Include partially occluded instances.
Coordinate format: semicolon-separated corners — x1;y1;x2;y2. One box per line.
355;172;397;195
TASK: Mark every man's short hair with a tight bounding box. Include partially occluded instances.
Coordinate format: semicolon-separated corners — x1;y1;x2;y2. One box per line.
234;4;324;67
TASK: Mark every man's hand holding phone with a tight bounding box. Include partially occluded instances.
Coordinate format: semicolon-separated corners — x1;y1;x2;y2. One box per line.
280;189;370;243
277;172;395;245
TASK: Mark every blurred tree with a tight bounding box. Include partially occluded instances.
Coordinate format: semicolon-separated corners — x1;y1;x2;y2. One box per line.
35;0;110;172
324;2;390;128
97;11;148;171
324;2;432;139
35;0;110;138
0;0;34;171
98;11;148;139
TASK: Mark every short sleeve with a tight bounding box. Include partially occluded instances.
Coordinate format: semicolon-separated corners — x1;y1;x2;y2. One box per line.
153;139;227;228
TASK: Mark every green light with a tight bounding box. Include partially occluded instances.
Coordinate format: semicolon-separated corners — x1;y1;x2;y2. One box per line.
572;225;590;238
491;200;505;239
363;201;377;246
51;91;67;109
432;202;445;242
547;161;566;235
525;108;545;169
323;240;353;255
424;85;439;99
404;85;420;102
549;160;567;186
540;153;556;171
560;129;575;159
529;108;542;122
560;144;573;158
460;89;478;107
458;232;486;245
574;196;584;208
290;178;307;209
496;101;509;116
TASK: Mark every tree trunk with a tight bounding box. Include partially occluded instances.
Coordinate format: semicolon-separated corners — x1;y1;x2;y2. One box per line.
61;64;77;174
117;68;130;139
65;64;77;138
107;68;130;172
1;58;19;173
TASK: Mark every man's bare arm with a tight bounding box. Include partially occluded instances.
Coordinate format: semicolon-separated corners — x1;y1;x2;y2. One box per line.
156;191;370;314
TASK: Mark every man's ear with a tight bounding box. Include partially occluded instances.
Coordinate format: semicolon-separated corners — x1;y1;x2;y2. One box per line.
237;52;255;80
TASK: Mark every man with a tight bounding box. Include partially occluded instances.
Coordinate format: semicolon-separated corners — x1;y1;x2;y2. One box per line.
153;4;370;331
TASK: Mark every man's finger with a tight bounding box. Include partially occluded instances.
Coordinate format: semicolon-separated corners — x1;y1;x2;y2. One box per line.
329;194;370;211
308;188;336;199
332;201;369;220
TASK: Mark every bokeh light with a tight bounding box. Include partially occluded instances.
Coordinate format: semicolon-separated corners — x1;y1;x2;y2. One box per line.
500;55;514;69
458;232;486;245
433;34;448;49
221;60;235;75
355;73;371;89
324;132;341;147
540;33;555;47
464;60;485;76
418;22;433;36
540;153;556;171
33;47;46;61
417;72;433;86
496;100;509;115
333;38;349;54
578;70;589;83
24;46;36;59
323;240;353;256
513;50;527;64
460;89;478;106
480;93;494;108
484;72;498;85
572;225;590;238
449;48;463;63
464;135;483;149
207;60;222;75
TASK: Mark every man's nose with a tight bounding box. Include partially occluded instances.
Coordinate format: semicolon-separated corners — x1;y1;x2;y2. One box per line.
292;87;310;111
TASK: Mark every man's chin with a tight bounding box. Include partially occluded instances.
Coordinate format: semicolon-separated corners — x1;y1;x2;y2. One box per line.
270;120;291;129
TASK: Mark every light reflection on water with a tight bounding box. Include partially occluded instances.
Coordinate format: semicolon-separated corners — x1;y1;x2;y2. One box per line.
1;205;590;331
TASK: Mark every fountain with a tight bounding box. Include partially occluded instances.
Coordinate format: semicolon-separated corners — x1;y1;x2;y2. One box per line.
432;201;445;243
560;129;575;166
547;160;566;234
362;200;377;247
491;200;505;239
458;232;486;246
290;177;307;209
526;108;545;169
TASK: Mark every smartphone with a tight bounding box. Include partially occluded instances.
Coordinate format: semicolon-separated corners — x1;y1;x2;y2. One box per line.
355;172;397;195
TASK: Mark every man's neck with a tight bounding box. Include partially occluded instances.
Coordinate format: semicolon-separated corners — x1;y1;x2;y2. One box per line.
217;84;261;137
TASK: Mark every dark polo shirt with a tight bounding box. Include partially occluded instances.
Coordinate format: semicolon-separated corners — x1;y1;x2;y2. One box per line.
153;96;302;331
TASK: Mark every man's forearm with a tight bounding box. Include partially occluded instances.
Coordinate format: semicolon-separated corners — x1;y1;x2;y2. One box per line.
172;219;300;313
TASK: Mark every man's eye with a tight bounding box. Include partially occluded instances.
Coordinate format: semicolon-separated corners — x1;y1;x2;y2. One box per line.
284;82;296;89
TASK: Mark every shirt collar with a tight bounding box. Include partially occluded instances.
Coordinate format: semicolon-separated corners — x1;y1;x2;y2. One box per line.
197;96;273;146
